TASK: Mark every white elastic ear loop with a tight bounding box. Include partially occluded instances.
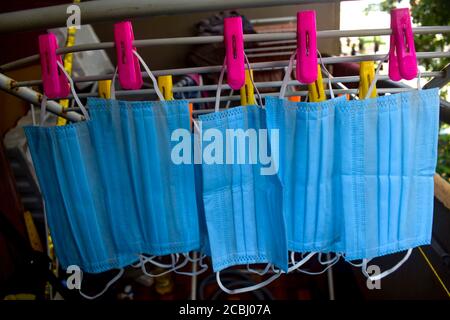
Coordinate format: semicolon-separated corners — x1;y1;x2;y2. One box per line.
279;51;296;99
193;119;201;133
247;263;272;276
39;95;47;126
56;61;90;120
244;53;264;107
132;50;165;101
110;66;118;100
362;248;412;282
318;252;340;265
288;252;316;272
140;254;189;277
175;253;208;276
364;54;388;100
317;50;335;99
214;57;227;113
79;268;124;300
347;260;365;268
417;69;422;90
291;251;340;275
31;104;37;126
216;268;281;295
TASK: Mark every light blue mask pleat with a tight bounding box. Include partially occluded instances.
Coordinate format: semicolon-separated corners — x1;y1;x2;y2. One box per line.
199;106;288;272
25;98;200;273
88;98;200;256
265;96;345;253
335;89;439;260
25;123;136;273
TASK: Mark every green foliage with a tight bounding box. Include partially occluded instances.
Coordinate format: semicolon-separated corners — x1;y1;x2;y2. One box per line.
437;128;450;181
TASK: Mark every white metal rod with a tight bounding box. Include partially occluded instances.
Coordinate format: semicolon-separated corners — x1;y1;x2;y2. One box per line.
247;51;294;58
1;26;449;72
0;0;349;34
246;45;297;53
251;16;297;25
62;72;443;99
11;51;450;88
0;73;83;122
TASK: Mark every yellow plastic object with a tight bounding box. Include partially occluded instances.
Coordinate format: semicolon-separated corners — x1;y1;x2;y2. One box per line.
98;80;112;99
240;69;256;106
157;75;174;100
24;211;43;252
307;65;326;102
57;0;81;126
4;294;36;300
358;61;377;99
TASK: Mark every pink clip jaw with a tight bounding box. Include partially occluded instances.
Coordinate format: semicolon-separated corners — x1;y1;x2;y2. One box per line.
38;33;70;99
389;8;417;81
114;21;143;90
296;10;318;84
224;16;245;90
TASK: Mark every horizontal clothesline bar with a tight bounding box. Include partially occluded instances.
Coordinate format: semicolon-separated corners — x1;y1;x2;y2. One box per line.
11;51;450;88
245;45;297;53
255;39;297;46
1;26;449;72
247;51;295;58
250;16;297;25
0;0;352;34
63;88;417;113
59;72;443;100
0;73;83;122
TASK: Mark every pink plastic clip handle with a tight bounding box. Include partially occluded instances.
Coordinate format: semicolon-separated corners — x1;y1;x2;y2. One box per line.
224;16;245;90
114;21;143;90
388;25;402;81
38;33;70;99
296;10;318;84
391;8;417;80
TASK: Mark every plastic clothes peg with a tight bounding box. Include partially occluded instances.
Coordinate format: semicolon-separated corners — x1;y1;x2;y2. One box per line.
359;61;377;99
296;10;318;84
157;75;174;100
224;16;245;90
388;25;401;81
114;21;143;90
307;65;326;102
389;8;417;81
240;69;256;106
38;33;70;99
98;80;112;99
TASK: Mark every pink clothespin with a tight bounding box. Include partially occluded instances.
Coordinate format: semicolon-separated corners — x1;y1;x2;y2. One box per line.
38;33;70;99
114;21;143;90
296;10;318;84
389;8;417;81
223;16;245;90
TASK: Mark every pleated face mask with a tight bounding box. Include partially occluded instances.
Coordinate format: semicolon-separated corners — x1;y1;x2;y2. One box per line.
335;88;439;263
196;57;288;294
25;51;202;277
265;52;346;269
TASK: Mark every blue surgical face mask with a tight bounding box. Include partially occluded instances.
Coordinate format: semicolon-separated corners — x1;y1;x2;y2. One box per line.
335;88;439;264
265;95;347;255
265;51;347;272
25;52;205;299
196;58;288;294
